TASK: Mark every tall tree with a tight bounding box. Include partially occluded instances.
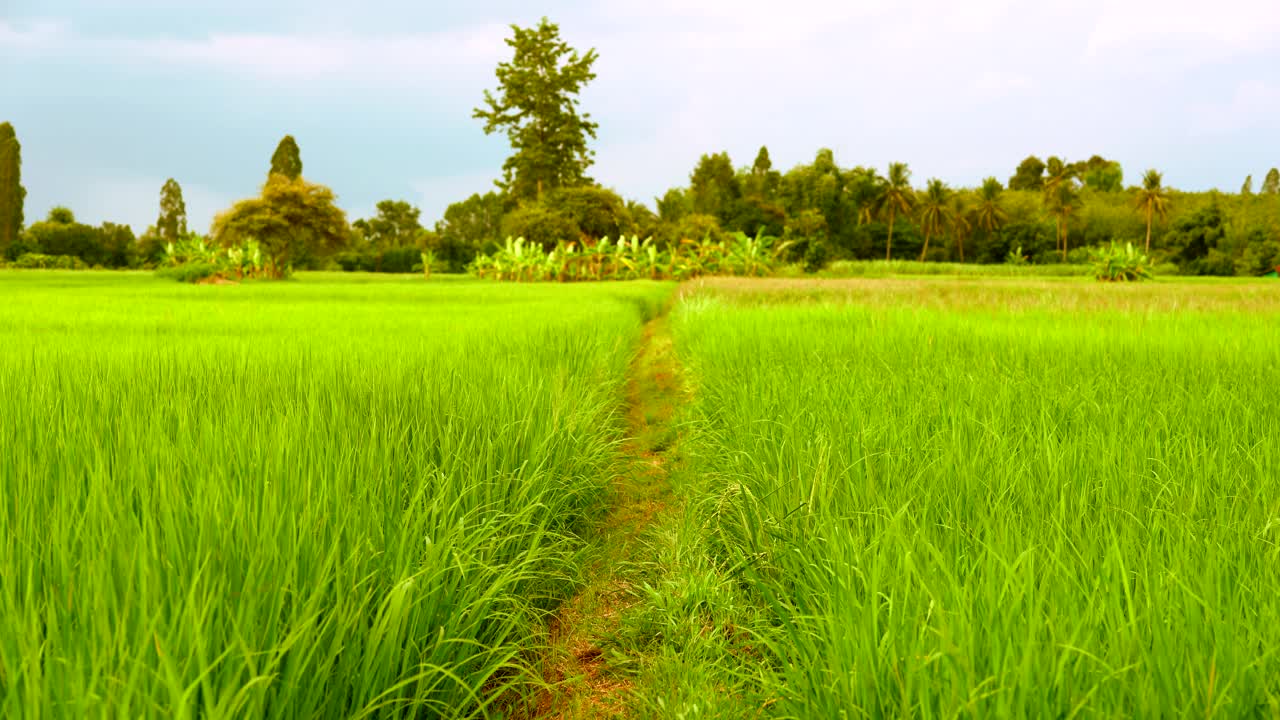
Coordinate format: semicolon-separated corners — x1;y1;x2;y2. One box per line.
435;191;505;271
1008;155;1046;191
1043;156;1077;198
270;135;303;180
689;152;738;221
1241;175;1254;196
0;122;25;253
973;177;1007;239
1134;169;1170;254
746;145;780;200
917;178;951;262
354;200;427;249
655;188;691;224
877;162;915;261
1043;157;1079;258
1047;182;1080;262
1082;161;1123;192
1263;168;1280;195
474;17;598;202
847;167;881;225
157;178;188;243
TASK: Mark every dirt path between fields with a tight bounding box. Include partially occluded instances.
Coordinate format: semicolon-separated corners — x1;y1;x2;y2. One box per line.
528;316;685;719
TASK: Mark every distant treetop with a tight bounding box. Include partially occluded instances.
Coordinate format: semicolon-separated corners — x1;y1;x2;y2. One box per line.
270;135;303;180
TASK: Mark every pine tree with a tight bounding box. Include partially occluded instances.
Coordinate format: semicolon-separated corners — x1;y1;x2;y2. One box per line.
157;179;188;242
1263;168;1280;195
1241;175;1253;195
0;122;25;254
270;135;303;180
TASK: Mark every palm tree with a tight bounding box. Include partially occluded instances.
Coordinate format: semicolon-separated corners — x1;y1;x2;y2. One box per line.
973;177;1007;236
1134;169;1170;253
1048;182;1080;262
1043;156;1077;198
917;178;950;262
877;162;915;261
951;194;973;263
1043;158;1079;259
849;168;881;225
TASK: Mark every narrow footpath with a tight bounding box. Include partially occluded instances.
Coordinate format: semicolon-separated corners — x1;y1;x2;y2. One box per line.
531;316;686;719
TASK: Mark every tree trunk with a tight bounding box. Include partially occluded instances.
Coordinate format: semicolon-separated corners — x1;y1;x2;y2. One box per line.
886;210;895;261
1145;208;1153;254
958;233;965;263
919;229;931;262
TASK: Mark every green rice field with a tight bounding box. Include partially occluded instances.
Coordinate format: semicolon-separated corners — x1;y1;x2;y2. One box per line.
0;272;669;717
2;271;1279;718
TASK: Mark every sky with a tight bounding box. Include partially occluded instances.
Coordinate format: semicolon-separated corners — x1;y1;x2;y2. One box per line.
3;0;1279;233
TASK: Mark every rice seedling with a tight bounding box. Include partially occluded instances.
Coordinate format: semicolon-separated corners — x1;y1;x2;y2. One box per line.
671;288;1280;717
0;271;673;718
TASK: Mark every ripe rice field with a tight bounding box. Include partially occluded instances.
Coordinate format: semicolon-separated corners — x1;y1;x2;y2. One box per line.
2;270;1279;718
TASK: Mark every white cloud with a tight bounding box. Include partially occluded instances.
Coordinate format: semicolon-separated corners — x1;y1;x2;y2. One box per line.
1;19;509;90
1084;0;1280;63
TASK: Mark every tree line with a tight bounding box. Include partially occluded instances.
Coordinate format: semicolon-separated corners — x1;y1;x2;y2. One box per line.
1;18;1278;277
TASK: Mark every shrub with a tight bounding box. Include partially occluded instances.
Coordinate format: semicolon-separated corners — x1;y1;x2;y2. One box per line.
1090;242;1153;282
546;186;634;241
671;213;725;246
501;204;581;250
157;234;271;282
803;239;830;273
9;253;89;270
155;262;221;283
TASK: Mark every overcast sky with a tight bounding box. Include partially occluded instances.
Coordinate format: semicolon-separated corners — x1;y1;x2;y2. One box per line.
3;0;1279;233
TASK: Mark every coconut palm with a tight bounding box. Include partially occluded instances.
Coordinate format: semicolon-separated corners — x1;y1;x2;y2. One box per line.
917;178;950;262
1048;183;1081;262
973;177;1007;237
1043;158;1079;259
1043;156;1077;199
1134;169;1170;253
877;162;916;261
846;167;881;225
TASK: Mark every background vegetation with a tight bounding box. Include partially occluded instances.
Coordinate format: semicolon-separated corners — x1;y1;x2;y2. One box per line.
2;20;1277;280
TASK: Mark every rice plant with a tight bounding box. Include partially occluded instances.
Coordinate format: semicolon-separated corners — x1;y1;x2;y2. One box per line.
672;290;1280;717
0;271;673;718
